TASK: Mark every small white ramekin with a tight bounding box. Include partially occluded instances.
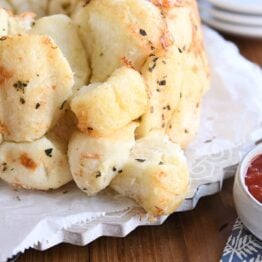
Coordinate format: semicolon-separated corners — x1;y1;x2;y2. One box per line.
233;144;262;240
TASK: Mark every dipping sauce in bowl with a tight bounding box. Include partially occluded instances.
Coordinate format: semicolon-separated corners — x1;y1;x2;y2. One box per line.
245;154;262;203
233;144;262;240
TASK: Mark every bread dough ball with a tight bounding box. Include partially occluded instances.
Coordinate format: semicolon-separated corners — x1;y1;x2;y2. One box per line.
30;14;90;92
0;134;72;190
71;67;147;136
73;0;165;82
68;122;137;195
111;133;189;216
0;34;74;142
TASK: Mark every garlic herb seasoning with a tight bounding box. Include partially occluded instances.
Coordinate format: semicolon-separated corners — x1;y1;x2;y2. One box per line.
35;103;41;109
13;80;28;94
139;29;147;36
178;47;183;53
20;97;26;104
1;162;7;172
135;159;146;163
95;171;101;178
45;148;53;157
157;80;166;86
148;57;158;72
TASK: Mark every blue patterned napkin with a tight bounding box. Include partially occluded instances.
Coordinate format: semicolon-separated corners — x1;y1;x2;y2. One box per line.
221;218;262;261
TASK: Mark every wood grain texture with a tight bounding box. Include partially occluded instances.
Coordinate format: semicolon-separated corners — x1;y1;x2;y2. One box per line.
18;179;236;262
19;34;262;262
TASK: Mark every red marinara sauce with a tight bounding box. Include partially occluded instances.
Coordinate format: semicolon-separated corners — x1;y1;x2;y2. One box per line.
245;154;262;203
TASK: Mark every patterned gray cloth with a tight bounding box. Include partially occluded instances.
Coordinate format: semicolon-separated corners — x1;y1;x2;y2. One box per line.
221;218;262;262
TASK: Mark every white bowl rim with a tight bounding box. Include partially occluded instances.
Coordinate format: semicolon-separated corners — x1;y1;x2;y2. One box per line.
238;144;262;207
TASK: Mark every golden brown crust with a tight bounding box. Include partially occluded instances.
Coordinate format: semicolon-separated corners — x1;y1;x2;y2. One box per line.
111;133;189;216
0;135;72;190
150;0;189;9
68;122;137;196
0;34;74;142
137;0;210;148
71;67;147;137
29;14;90;92
20;153;37;170
73;0;166;82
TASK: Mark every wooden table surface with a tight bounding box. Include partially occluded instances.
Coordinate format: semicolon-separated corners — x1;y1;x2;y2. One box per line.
19;33;262;262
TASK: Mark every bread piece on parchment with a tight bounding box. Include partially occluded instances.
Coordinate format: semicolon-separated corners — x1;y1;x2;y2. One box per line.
73;0;166;82
0;34;74;142
111;133;189;216
68;122;137;196
71;67;147;137
0;134;72;190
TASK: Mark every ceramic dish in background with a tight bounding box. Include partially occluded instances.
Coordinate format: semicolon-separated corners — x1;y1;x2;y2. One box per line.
233;144;262;240
200;11;262;38
207;0;262;15
199;0;262;26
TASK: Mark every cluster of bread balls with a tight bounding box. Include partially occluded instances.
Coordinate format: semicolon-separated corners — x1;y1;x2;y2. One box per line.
0;0;209;216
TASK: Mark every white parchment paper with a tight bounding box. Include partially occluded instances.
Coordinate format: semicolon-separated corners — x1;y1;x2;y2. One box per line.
0;26;262;261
